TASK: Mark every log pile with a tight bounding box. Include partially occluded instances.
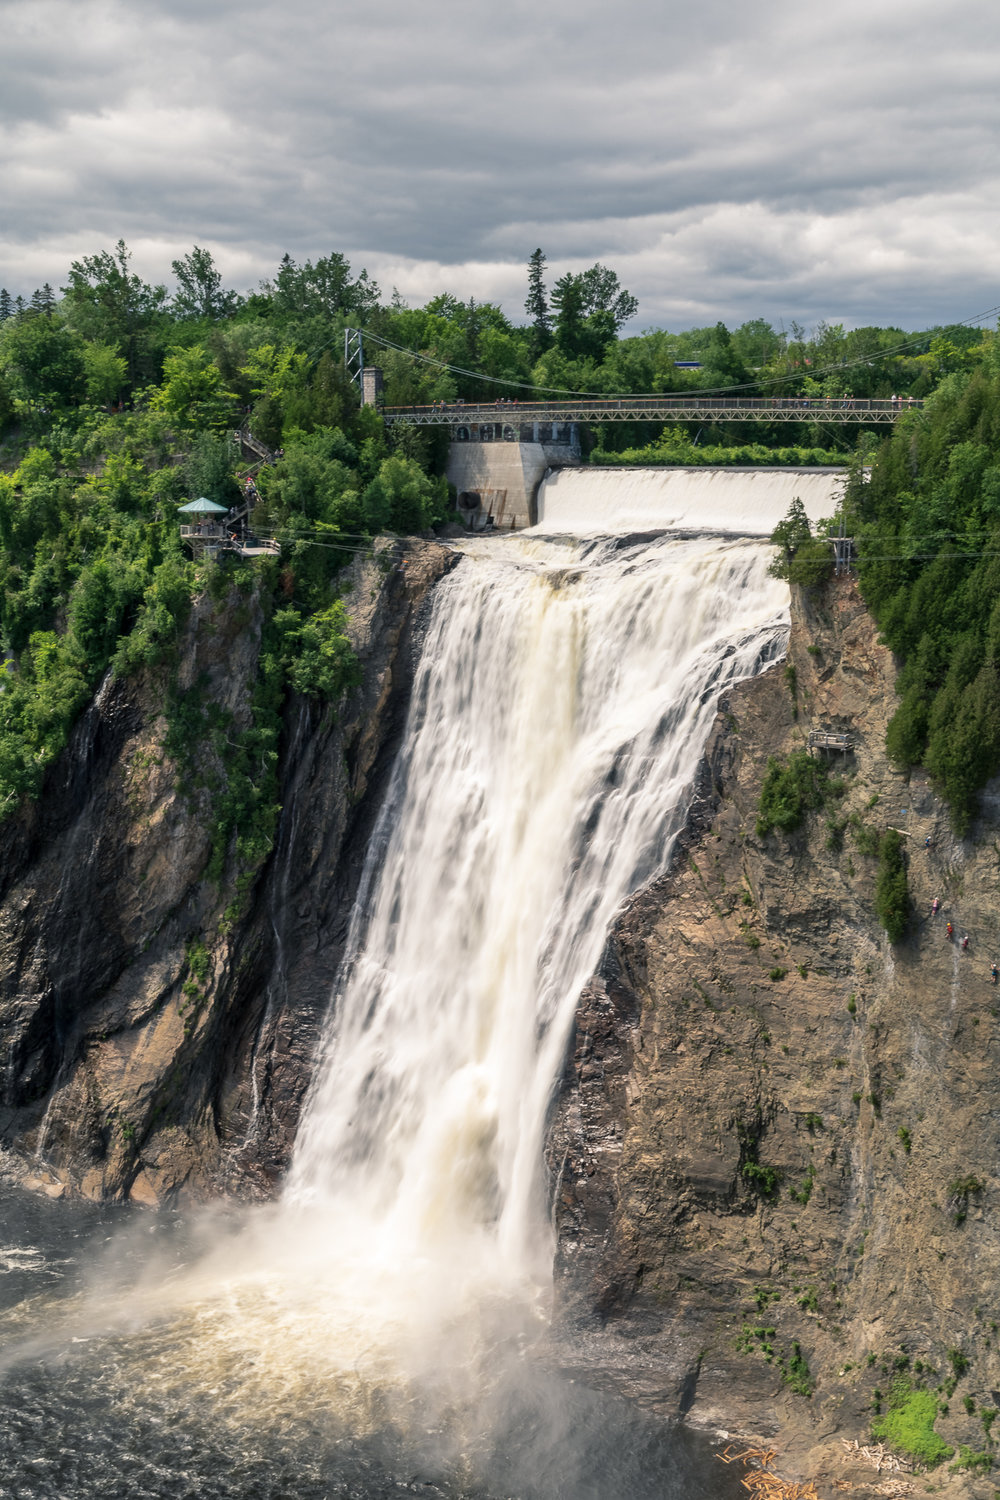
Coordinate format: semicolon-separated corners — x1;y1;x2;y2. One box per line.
718;1444;819;1499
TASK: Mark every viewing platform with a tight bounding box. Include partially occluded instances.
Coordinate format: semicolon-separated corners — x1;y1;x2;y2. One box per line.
383;395;922;432
808;729;854;754
178;522;279;559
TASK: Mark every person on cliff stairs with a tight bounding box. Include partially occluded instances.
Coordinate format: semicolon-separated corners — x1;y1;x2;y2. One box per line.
931;897;940;915
962;935;970;951
992;963;998;985
946;922;954;940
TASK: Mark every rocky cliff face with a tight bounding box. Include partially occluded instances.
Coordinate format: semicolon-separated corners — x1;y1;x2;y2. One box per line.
0;538;456;1206
551;573;1000;1496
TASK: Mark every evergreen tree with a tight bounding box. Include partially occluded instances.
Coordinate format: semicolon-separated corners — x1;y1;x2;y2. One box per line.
28;285;56;317
525;248;551;358
0;290;12;321
269;251;380;324
550;263;638;361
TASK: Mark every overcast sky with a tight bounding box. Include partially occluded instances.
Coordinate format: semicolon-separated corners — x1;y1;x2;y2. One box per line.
2;0;999;333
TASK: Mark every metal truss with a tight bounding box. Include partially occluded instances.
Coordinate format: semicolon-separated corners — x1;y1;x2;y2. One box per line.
344;327;365;390
381;396;920;428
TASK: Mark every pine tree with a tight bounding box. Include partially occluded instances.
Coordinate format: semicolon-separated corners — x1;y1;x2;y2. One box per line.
525;248;551;358
0;289;12;321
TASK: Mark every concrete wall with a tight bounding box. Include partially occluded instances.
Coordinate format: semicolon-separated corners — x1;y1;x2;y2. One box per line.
446;440;581;529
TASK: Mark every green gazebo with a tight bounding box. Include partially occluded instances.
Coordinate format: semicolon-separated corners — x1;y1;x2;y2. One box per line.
178;497;230;553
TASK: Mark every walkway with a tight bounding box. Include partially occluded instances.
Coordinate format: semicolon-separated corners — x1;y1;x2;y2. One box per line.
383;395;921;429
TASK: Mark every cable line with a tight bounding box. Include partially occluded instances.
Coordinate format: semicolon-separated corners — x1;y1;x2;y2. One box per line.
348;302;1000;404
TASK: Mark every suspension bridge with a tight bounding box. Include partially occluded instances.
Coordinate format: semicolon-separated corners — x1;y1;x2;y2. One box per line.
381;394;921;430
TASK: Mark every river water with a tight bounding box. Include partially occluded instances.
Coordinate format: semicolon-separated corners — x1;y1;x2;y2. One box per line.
0;523;791;1498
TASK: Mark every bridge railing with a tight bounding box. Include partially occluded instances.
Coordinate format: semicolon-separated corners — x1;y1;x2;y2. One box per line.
382;395;922;427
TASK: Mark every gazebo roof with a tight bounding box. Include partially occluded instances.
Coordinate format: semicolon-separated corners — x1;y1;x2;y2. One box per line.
178;496;229;514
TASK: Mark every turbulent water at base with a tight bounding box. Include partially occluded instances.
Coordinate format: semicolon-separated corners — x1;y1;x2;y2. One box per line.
0;528;789;1499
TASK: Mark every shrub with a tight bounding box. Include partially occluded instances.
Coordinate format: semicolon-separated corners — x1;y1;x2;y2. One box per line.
948;1178;983;1226
756;750;829;836
876;828;910;942
742;1160;782;1196
788;536;835;589
782;1341;814;1396
274;600;361;700
949;1445;993;1473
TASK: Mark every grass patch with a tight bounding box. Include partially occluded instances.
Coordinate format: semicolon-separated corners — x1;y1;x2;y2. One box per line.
871;1378;953;1467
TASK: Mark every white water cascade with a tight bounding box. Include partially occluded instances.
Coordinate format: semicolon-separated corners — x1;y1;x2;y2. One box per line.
286;531;788;1309
537;464;845;534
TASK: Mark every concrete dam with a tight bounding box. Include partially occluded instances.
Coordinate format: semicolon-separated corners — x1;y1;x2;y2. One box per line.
445;419;845;532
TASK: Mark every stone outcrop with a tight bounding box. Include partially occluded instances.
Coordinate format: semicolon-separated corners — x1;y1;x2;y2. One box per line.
550;573;1000;1497
0;538;457;1205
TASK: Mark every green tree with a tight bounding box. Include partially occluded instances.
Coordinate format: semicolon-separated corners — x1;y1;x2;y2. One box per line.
181;433;242;510
171;246;242;320
61;239;167;387
239;342;309;446
701;321;749;389
525;248;551;359
82;342;128;408
551;264;638;362
153;345;236;430
0;314;86;410
769;498;812;578
269;251;380;325
875;829;910;942
361;454;446;533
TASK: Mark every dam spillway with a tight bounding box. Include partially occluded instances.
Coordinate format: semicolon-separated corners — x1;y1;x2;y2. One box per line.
536;465;845;534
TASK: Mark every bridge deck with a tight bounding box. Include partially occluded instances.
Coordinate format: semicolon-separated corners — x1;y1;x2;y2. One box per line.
383;395;921;428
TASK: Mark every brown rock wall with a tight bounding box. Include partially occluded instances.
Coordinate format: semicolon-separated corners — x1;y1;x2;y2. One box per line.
551;573;1000;1496
0;538;457;1205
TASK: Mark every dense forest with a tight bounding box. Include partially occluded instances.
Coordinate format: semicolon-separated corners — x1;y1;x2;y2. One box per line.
0;239;998;856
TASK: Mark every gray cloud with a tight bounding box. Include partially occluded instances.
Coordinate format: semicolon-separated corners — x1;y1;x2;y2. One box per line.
1;0;999;330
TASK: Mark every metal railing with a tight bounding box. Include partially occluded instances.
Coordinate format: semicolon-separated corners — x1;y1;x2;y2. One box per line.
382;395;923;429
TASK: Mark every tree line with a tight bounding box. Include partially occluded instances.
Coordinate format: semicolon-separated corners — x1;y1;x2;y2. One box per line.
0;236;998;854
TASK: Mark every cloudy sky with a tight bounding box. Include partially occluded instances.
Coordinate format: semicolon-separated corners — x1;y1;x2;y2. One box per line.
3;0;1000;333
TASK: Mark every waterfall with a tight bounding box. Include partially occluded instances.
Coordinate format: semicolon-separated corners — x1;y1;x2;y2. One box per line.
287;531;788;1298
0;523;791;1499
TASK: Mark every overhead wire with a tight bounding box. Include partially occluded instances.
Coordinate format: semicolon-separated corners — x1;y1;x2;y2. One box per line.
351;302;1000;404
